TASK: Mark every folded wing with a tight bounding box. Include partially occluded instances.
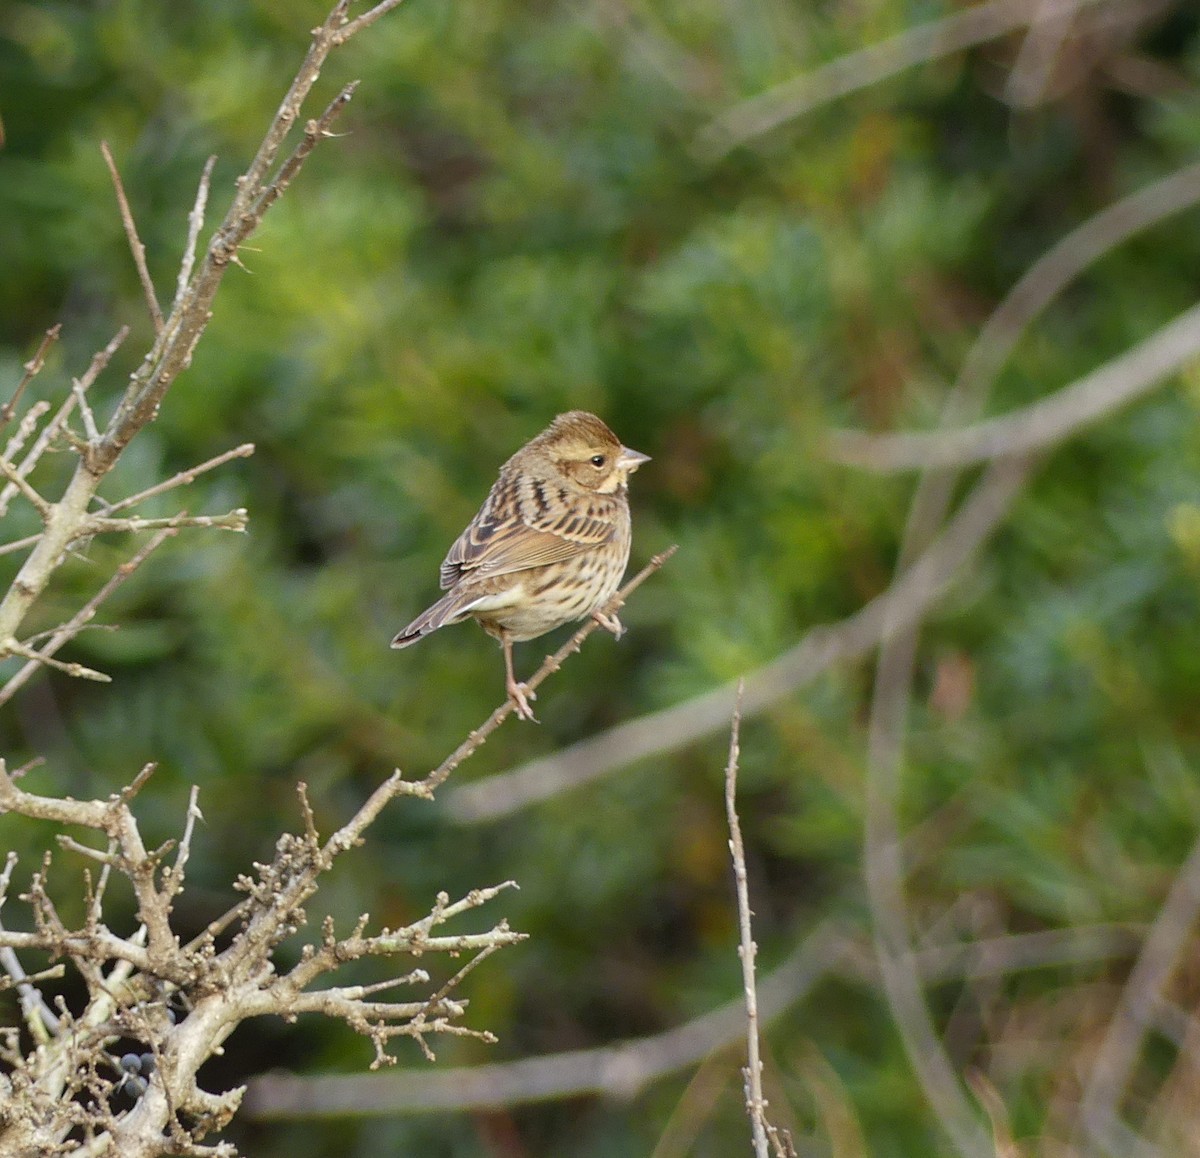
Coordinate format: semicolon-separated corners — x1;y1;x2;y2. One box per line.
439;473;614;589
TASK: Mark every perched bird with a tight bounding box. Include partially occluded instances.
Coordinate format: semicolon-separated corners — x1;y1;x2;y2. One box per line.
391;411;650;720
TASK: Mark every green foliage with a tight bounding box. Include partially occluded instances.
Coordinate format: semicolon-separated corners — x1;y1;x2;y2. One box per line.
2;0;1200;1152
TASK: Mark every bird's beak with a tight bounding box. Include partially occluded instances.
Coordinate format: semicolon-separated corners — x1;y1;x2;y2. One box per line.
618;447;651;473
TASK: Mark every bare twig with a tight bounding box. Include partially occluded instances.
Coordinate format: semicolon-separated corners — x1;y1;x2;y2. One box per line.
3;326;60;428
3;401;51;471
0;851;62;1042
101;140;164;334
1004;0;1081;108
86;509;248;536
724;680;779;1158
698;0;1050;158
0;527;177;708
0;325;127;521
162;786;203;903
1;638;110;683
173;156;216;312
99;443;255;515
0;456;52;520
341;546;677;845
331;0;411;44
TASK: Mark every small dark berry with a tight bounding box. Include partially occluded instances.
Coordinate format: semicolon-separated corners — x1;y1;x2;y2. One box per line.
117;1070;146;1099
119;1053;141;1074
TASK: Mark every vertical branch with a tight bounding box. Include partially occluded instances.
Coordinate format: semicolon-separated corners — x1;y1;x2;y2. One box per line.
724;680;789;1158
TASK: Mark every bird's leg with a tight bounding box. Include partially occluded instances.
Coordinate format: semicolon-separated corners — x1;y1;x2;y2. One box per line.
592;604;624;639
501;632;538;722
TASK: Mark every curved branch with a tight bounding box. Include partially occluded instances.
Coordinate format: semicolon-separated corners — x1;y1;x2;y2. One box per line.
696;0;1119;159
829;301;1200;472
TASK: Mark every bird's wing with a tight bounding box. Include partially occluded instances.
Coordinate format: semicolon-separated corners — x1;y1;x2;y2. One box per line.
439;473;614;588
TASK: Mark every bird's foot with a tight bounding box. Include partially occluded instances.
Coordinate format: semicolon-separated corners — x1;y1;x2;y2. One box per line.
507;678;539;722
592;609;624;639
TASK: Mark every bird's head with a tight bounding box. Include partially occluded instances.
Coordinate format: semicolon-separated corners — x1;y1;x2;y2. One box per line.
538;410;650;494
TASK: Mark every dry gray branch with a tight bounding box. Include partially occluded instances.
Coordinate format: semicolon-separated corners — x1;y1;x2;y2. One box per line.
723;682;792;1158
0;756;524;1156
244;921;1139;1118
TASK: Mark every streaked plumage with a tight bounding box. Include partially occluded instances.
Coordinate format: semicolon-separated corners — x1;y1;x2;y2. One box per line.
391;411;649;720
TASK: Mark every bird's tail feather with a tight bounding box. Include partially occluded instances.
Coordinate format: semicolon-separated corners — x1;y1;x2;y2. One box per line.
391;590;475;648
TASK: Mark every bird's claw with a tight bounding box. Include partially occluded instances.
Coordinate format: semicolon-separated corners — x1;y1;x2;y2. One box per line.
592;609;624;639
507;680;539;722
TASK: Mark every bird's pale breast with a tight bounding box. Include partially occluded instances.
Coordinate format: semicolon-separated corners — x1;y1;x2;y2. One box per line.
473;498;631;642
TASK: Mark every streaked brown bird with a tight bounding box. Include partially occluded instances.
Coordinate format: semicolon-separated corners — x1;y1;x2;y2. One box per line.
391;411;650;720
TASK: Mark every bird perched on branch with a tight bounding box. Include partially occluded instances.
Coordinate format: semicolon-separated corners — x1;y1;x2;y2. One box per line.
391;411;650;720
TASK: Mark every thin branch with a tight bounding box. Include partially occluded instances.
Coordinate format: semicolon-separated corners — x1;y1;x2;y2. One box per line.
91;8;364;478
101;140;164;334
0;455;52;520
0;527;177;708
100;443;255;515
695;0;1132;159
829;300;1200;471
3;401;51;470
3;325;60;428
174;156;216;313
331;546;677;851
0;532;42;560
243;83;360;227
86;509;249;536
0;326;127;520
724;681;773;1158
162;785;203;903
864;513;1000;1155
943;159;1200;430
1004;0;1082;108
1;638;110;684
331;0;412;44
0;851;62;1041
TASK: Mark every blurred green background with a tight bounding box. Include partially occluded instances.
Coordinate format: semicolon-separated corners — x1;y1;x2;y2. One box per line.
2;0;1200;1153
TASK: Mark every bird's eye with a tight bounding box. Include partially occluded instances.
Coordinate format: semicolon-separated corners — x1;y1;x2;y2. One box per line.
590;454;606;467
